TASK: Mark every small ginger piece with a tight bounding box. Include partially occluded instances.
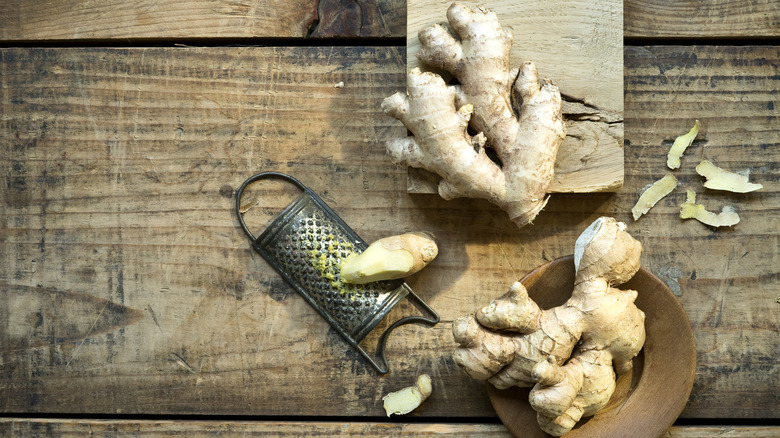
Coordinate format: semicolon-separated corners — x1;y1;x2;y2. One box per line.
631;173;678;220
340;232;437;284
680;189;740;227
382;374;432;416
696;160;763;193
667;120;700;169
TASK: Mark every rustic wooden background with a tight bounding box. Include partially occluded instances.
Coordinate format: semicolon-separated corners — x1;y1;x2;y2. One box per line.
1;0;778;436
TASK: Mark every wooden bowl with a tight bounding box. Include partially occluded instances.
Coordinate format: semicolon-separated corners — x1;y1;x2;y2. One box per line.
487;255;696;438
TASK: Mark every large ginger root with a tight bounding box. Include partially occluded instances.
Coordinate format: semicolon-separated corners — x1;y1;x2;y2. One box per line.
382;3;566;228
452;217;646;436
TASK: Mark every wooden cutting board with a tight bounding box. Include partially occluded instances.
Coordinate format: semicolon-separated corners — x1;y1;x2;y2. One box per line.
404;0;624;193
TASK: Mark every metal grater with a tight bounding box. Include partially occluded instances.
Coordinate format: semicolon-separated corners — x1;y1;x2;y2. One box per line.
235;171;439;374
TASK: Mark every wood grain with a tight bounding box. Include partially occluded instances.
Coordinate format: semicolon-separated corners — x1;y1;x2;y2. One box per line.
404;0;624;194
623;45;779;419
0;0;405;40
310;0;406;38
1;45;778;422
625;0;780;39
2;0;777;42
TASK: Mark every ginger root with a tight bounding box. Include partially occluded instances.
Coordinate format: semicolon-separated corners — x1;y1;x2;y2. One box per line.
382;3;566;228
452;217;646;436
340;232;438;284
382;374;432;416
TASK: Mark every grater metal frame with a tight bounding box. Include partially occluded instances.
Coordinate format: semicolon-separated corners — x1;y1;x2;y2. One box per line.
235;171;439;374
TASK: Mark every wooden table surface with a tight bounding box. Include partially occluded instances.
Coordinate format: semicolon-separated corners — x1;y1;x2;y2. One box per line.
1;0;778;436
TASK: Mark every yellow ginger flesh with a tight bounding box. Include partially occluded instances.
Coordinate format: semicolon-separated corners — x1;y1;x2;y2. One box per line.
667;120;700;169
680;189;740;227
631;173;678;220
382;374;432;416
340;232;437;284
696;160;763;193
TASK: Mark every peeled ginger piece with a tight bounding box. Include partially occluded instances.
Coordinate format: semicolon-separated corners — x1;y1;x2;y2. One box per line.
680;189;740;227
340;232;437;284
667;120;700;169
632;174;678;220
382;374;432;416
696;160;763;193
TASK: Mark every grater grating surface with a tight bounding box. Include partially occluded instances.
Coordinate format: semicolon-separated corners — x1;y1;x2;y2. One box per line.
236;172;439;374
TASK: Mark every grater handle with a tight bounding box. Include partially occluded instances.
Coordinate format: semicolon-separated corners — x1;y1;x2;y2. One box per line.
369;289;440;374
235;171;307;241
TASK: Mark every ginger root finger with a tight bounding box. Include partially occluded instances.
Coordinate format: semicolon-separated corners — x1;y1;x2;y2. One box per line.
476;281;542;334
340;232;438;284
452;315;517;381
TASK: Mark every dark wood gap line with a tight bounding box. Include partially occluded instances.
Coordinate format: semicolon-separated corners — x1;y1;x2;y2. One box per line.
624;36;780;46
2;35;778;49
0;413;778;427
0;412;503;425
0;37;407;49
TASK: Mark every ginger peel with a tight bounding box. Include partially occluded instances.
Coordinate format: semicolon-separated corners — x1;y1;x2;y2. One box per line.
680;189;740;227
382;3;566;228
452;217;646;436
631;173;678;221
696;160;763;193
667;120;700;170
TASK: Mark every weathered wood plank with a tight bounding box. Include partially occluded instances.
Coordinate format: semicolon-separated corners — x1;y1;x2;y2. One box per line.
310;0;406;37
1;45;778;422
625;0;780;39
0;0;404;40
0;419;511;437
0;419;778;437
2;0;777;41
405;0;624;194
623;45;779;419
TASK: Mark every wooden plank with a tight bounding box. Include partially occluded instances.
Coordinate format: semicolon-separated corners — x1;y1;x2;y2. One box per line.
405;0;624;194
663;427;780;438
310;0;406;38
1;419;510;436
625;0;780;39
0;46;505;418
1;419;778;437
0;0;404;40
1;45;778;421
2;0;777;42
623;45;780;419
